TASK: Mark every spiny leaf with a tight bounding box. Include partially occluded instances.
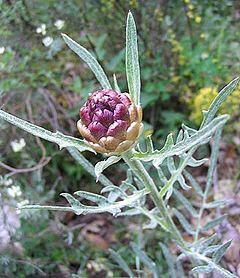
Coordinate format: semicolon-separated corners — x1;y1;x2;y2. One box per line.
0;110;94;153
126;11;141;105
62;33;111;89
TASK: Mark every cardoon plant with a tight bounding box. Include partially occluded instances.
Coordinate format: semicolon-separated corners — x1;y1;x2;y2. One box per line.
0;11;239;277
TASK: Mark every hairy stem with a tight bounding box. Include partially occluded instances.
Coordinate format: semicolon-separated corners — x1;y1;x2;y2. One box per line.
122;151;187;248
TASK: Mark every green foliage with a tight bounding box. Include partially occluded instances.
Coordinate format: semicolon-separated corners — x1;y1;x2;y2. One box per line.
0;1;240;277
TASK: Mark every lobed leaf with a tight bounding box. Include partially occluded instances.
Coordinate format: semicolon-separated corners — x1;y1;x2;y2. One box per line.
133;115;228;166
173;208;195;235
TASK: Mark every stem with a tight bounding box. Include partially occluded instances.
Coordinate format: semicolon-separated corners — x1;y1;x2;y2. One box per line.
122;151;187;248
194;128;222;242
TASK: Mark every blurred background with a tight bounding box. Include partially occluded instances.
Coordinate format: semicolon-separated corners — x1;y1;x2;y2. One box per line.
0;0;240;277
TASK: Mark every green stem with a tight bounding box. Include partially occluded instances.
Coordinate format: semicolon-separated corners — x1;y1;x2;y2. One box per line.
122;151;187;248
194;128;222;243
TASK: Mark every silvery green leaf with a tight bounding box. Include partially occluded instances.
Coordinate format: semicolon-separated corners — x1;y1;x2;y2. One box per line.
173;189;198;217
176;129;183;143
177;174;191;190
213;240;232;263
167;157;176;173
117;208;141;216
126;11;141;105
203;244;222;256
133;115;228;166
143;218;158;230
131;243;159;278
183;170;204;196
0;110;94;153
202;77;239;127
191;265;213;274
109;249;134;278
156;166;168;184
202;215;227;231
193;234;218;252
101;185;127;199
74;191;109;205
62;33;111;89
159;243;177;278
113;74;121;92
185;156;208;167
181;124;197;135
176;260;185;278
95;156;121;181
173;208;195;235
204;199;232;209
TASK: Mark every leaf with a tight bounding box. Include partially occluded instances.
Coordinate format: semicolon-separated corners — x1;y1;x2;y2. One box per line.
126;11;141;105
95;156;121;181
191;265;213;274
204;199;232;209
133;115;228;166
173;189;198;217
186;156;208;167
62;33;111;89
109;249;134;278
202;215;227;231
193;234;218;252
159;243;177;278
213;240;232;263
202;77;239;127
113;74;121;93
173;208;195;235
131;243;159;278
183;170;204;197
74;191;109;205
0;110;94;153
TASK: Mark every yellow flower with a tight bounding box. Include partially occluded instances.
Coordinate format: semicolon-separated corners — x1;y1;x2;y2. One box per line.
190;85;240;125
195;16;202;23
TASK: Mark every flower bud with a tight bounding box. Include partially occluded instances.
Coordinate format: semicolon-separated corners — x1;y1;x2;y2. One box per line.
77;89;143;154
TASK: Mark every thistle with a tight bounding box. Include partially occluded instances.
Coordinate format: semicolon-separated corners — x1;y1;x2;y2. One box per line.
77;89;143;154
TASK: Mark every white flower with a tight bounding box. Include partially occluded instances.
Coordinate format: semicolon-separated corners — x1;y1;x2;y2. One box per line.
42;36;53;47
0;47;5;54
36;24;46;35
7;185;22;198
4;178;13;187
10;138;26;152
54;19;65;30
17;199;29;208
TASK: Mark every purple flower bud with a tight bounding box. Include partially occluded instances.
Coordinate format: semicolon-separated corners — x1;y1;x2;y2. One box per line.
77;89;143;154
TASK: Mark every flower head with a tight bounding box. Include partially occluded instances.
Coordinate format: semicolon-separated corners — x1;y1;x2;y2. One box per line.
77;89;143;154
